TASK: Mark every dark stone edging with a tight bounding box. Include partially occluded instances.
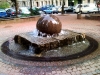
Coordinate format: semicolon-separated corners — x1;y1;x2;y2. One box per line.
85;14;100;20
1;36;98;62
0;15;40;24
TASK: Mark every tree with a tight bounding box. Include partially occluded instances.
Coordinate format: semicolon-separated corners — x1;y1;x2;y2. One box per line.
74;0;78;5
94;0;100;13
0;1;10;9
61;0;65;14
11;0;18;17
30;0;33;16
97;0;100;13
52;0;53;5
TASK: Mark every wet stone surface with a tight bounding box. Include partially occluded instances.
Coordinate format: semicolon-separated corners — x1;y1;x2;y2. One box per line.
0;14;100;75
1;29;98;62
9;38;89;57
14;29;85;54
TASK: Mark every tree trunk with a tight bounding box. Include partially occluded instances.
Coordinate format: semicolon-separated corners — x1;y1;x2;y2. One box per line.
30;0;33;16
15;0;18;18
61;0;65;14
52;0;53;5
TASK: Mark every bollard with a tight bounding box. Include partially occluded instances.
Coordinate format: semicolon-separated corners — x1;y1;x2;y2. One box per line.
77;12;81;19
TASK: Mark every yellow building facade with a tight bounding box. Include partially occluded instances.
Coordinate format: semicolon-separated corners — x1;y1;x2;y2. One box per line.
17;0;96;7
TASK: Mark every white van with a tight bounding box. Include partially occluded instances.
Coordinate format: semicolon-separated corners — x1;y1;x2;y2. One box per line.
74;3;97;13
19;7;31;14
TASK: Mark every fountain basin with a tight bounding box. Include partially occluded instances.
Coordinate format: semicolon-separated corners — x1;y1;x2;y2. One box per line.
1;29;98;61
14;29;85;54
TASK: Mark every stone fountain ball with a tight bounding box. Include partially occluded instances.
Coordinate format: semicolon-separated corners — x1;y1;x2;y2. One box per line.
36;14;62;35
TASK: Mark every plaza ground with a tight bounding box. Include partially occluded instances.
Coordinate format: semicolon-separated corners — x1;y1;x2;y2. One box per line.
0;14;100;75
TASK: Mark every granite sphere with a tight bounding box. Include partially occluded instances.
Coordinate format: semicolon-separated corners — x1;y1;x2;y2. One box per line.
36;15;62;35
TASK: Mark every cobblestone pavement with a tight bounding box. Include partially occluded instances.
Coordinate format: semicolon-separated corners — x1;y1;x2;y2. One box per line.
0;14;100;75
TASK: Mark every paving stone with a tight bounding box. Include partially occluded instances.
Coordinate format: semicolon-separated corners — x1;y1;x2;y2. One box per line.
67;69;72;73
0;73;8;75
86;72;93;75
61;70;67;73
95;69;100;73
81;67;86;70
91;71;97;74
75;71;81;74
81;70;87;73
85;69;91;73
77;67;82;71
81;74;88;75
64;73;71;75
0;14;100;75
71;72;76;75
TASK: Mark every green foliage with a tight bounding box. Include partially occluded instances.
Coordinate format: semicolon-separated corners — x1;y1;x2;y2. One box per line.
0;1;10;9
74;0;78;5
11;0;15;2
11;0;16;6
20;14;30;17
29;7;40;16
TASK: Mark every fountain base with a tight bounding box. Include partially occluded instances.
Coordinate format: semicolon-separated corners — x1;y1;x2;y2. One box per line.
1;29;98;61
1;35;98;61
14;29;85;54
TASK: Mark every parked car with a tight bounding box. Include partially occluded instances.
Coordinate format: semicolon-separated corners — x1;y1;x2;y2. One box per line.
64;6;74;13
73;3;97;13
88;7;100;13
43;7;58;14
19;7;31;15
0;9;7;18
40;5;55;11
43;8;53;14
57;6;67;13
40;6;48;11
57;6;62;13
5;8;19;17
51;7;58;14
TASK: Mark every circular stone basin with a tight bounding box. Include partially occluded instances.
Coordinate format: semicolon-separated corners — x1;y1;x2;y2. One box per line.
1;35;98;61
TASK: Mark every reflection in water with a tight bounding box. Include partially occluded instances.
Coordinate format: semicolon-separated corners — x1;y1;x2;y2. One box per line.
42;40;89;57
9;39;89;57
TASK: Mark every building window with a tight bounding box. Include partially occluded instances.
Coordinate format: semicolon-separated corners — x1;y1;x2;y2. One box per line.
33;2;34;6
60;1;61;5
22;1;26;6
45;1;47;5
41;1;43;6
36;2;39;7
49;1;50;5
56;0;58;6
88;0;90;3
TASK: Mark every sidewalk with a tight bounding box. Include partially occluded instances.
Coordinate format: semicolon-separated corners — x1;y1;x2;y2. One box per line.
0;14;100;75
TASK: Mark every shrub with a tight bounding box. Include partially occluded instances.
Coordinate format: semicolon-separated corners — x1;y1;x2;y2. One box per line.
29;7;40;16
20;14;30;17
0;1;10;9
